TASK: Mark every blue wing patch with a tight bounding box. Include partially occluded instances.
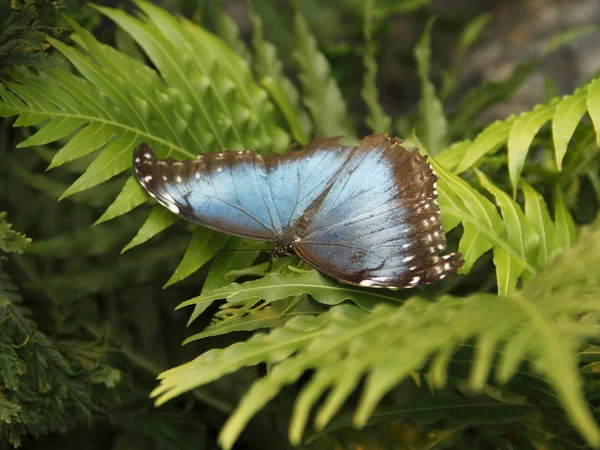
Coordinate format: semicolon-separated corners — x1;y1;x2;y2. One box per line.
133;134;463;289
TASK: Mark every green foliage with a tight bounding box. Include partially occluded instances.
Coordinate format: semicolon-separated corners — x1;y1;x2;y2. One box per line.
1;1;600;449
154;221;600;448
0;0;64;74
0;213;119;447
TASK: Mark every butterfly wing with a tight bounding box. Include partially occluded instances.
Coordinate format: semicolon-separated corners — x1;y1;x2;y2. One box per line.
263;137;353;229
133;144;283;240
293;134;463;288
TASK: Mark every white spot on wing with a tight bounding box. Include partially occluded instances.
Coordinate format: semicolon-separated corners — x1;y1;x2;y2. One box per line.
143;175;153;182
144;153;151;159
403;256;414;263
165;202;179;214
373;276;389;282
360;279;377;287
176;175;182;183
409;276;420;285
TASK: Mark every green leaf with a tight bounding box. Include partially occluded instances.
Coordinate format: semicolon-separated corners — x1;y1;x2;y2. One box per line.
59;132;138;200
164;227;230;288
293;11;355;140
521;181;561;268
185;300;322;343
586;77;600;146
16;116;86;148
94;176;147;225
177;270;399;312
436;140;470;172
360;0;391;133
249;5;311;144
476;171;539;295
455;118;516;174
215;9;252;64
121;205;178;252
553;186;577;250
432;159;506;274
552;87;588;169
0;213;31;254
508;102;557;194
187;238;261;325
415;18;448;155
153;229;600;449
48;122;119;169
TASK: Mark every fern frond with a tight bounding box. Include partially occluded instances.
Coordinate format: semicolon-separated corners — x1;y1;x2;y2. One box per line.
293;10;356;140
0;212;31;253
163;227;230;288
360;0;391;134
178;269;398;327
0;1;290;286
430;152;575;292
249;3;312;144
414;18;448;155
453;73;600;193
153;220;600;448
187;238;262;325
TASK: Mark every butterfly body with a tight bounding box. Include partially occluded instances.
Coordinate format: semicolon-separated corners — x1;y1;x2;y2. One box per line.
133;134;463;288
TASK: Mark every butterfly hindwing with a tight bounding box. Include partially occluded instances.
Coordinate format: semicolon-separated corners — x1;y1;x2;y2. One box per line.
294;135;463;288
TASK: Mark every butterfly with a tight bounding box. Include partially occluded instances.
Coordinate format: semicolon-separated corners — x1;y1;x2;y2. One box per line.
133;134;463;289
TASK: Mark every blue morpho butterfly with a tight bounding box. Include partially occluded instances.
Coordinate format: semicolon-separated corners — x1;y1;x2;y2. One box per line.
133;134;463;289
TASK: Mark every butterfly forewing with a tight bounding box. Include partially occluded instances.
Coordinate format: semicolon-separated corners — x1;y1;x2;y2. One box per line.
133;144;282;240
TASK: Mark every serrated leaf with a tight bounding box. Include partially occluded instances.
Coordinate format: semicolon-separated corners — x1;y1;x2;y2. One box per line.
476;171;539;295
60;132;138;199
586;77;600;146
16;116;86;148
455;119;515;173
185;301;322;344
432;159;505;274
552;87;588;169
48;122;119;169
178;270;399;312
164;227;230;288
521;181;561;268
0;213;31;254
553;185;577;251
293;11;355;140
249;8;312;144
361;0;391;134
436;140;470;172
508;103;557;193
122;205;178;252
94;176;147;225
188;238;261;325
415;18;448;155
